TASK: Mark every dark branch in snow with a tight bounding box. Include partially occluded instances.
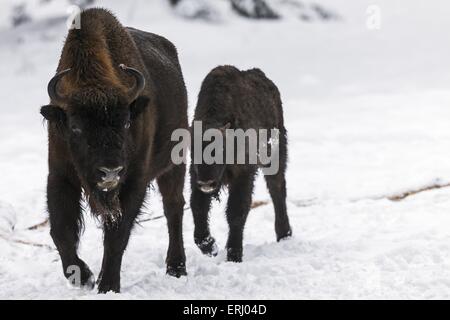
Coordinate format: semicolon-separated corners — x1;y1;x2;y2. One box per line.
171;0;220;22
168;0;339;22
27;219;49;231
387;183;450;201
0;234;54;250
11;4;31;27
311;3;339;21
251;200;269;209
231;0;279;19
350;180;450;203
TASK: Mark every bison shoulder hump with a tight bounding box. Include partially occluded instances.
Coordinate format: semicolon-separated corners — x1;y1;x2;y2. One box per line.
205;65;240;82
245;68;266;78
127;28;179;61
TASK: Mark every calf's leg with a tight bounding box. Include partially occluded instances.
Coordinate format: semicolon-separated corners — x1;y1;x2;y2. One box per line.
190;166;217;256
225;170;255;262
47;174;94;289
265;171;292;241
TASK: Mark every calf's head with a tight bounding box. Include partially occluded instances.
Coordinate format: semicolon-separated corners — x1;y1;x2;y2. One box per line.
192;122;231;194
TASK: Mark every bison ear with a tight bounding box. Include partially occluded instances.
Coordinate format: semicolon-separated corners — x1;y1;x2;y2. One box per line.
130;96;150;120
40;105;66;123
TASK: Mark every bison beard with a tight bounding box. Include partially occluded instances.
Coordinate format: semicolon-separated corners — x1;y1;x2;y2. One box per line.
87;189;122;226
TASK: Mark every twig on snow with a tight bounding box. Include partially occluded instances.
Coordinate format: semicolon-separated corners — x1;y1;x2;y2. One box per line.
0;233;54;250
386;183;450;201
251;200;270;209
27;218;49;230
138;215;165;223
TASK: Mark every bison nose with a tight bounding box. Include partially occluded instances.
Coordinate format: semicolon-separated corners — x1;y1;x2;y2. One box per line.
197;180;218;193
98;166;123;181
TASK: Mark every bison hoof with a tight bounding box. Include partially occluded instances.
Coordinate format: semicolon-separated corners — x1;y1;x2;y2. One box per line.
97;281;120;294
166;262;187;278
277;228;292;242
195;235;218;257
83;273;96;290
226;248;243;263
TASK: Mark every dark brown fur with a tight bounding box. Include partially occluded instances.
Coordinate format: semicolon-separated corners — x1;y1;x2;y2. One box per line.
41;8;188;293
190;65;292;262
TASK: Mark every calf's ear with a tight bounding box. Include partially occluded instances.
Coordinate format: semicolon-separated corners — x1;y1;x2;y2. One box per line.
130;96;150;120
40;105;66;123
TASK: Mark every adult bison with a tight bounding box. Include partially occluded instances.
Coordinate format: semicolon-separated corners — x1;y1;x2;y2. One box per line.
40;8;188;293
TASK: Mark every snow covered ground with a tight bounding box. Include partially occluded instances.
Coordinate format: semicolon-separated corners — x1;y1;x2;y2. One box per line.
1;0;450;299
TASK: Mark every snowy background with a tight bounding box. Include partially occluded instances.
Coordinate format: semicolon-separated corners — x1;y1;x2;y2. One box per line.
1;0;450;299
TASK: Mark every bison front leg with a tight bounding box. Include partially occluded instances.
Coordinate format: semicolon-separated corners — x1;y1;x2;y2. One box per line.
97;184;146;294
157;165;187;277
47;173;95;289
225;170;256;262
190;165;217;256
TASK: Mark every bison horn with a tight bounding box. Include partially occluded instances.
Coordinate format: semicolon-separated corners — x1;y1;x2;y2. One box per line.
119;64;145;102
47;68;71;105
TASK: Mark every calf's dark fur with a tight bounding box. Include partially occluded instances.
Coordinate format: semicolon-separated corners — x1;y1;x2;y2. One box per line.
190;65;292;262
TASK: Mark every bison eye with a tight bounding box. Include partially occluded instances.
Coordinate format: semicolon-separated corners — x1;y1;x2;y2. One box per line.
124;121;131;129
71;125;82;135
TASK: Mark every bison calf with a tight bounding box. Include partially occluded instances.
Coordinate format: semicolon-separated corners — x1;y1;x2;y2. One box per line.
190;65;292;262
